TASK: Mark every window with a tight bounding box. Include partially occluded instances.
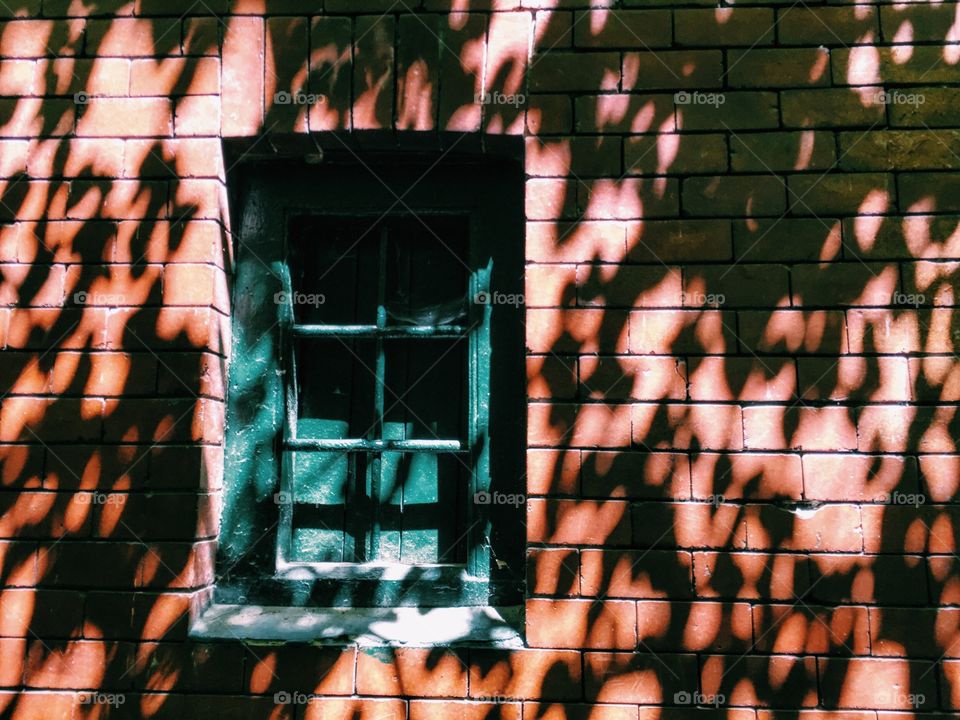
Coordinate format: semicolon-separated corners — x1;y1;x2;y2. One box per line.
215;148;524;613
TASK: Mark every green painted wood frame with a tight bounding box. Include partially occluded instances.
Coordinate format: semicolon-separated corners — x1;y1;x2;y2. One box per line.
216;151;525;608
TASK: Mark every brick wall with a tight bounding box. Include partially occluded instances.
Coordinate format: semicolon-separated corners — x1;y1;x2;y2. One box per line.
1;0;960;718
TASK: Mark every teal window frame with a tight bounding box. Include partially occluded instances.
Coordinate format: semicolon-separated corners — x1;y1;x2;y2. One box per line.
216;151;525;609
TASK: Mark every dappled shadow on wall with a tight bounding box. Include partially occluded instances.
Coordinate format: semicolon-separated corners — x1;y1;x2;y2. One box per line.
0;2;958;719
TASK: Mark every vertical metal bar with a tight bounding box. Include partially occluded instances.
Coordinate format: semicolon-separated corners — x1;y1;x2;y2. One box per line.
276;261;295;565
367;223;388;561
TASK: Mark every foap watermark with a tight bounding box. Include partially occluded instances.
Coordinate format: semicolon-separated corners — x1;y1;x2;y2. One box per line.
474;90;526;108
73;92;105;105
682;290;726;307
274;291;326;308
74;291;126;306
893;291;925;308
874;491;926;507
878;691;925;708
474;491;525;508
674;690;726;707
874;90;925;107
274;90;327;106
274;691;320;705
474;290;524;308
706;494;726;508
76;492;126;506
674;91;725;107
79;692;126;708
474;695;510;705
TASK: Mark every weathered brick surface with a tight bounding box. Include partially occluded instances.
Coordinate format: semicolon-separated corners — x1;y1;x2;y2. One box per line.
1;1;958;718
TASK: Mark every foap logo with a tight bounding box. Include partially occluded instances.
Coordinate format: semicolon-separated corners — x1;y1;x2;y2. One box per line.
474;491;525;508
682;290;726;307
274;90;327;106
674;91;725;107
893;291;925;308
875;490;926;508
474;90;526;108
874;90;925;107
73;92;105;105
706;494;726;508
474;290;524;308
274;691;320;705
77;492;126;506
878;691;925;708
674;690;726;707
274;291;326;308
74;291;126;306
79;692;126;707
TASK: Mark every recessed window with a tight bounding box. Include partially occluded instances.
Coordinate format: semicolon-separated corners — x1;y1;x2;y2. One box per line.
213;147;524;618
279;216;474;568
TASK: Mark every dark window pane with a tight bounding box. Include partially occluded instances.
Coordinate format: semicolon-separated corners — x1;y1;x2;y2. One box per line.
288;216;380;325
384;217;470;327
383;338;467;442
295;339;376;439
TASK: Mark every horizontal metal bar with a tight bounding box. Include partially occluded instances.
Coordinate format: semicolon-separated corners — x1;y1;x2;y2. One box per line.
292;324;469;338
285;438;464;453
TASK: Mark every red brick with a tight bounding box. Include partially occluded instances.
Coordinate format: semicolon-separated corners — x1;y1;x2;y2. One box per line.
410;701;521;720
221;16;263;136
743;405;857;451
687;357;796;401
753;604;870;655
779;6;878;44
747;504;863;552
76;98;172;137
738;309;847;355
527;599;637;649
871;607;960;658
633;502;748;550
820;657;936;710
581;451;690;500
633;403;744;450
574;10;672;48
352;15;394;131
530;52;620;92
676;8;775;45
799;356;911;401
728;48;831;88
303;698;405;720
526;448;579;496
584;651;696;702
527;498;631;546
469;649;582;701
580;549;693;598
623;50;723;91
578;356;686;400
682;176;786;217
627;219;732;263
528;547;579;596
702;654;818;707
694;551;809;600
691;453;803;500
637;600;753;652
528;402;631;448
630;309;736;354
354;647;466;697
804;453;918;502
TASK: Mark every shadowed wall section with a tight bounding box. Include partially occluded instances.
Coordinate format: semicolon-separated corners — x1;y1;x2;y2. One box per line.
1;0;960;718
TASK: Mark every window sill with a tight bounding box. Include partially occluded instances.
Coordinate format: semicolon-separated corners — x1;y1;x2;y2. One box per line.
190;603;524;647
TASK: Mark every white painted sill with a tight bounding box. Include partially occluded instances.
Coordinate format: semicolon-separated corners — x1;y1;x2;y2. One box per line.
190;603;524;647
